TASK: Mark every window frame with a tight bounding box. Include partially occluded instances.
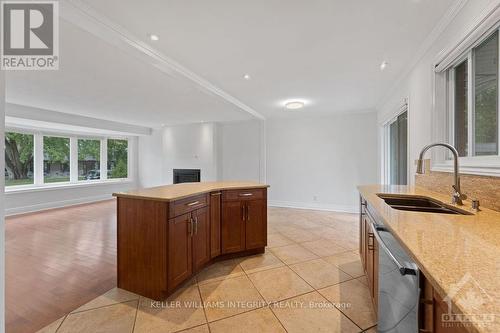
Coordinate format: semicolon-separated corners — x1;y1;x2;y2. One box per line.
434;25;500;176
5;126;132;192
381;99;410;185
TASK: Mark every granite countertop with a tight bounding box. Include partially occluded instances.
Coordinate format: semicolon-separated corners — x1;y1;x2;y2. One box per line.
358;184;500;333
113;181;269;202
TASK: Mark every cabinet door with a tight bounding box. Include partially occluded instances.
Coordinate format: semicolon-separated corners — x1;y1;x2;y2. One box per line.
373;235;379;314
167;213;192;292
221;200;246;254
360;215;366;268
192;207;210;272
245;199;267;250
365;219;375;295
210;192;222;258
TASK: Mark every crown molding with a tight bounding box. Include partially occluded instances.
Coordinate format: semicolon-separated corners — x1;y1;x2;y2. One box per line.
375;0;469;110
61;0;265;120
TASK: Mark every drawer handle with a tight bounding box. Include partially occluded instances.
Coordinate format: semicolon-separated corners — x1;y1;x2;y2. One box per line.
367;233;374;250
211;192;222;196
239;193;253;197
186;201;200;207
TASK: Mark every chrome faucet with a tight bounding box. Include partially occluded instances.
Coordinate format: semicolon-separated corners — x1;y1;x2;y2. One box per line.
416;143;467;205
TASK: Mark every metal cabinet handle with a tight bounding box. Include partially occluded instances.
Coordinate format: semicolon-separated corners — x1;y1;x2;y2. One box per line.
241;205;245;221
239;193;253;197
194;216;198;235
187;201;200;207
246;204;250;222
189;217;194;236
211;192;221;196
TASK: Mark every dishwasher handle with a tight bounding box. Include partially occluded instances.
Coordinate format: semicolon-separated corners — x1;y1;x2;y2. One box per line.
373;225;417;276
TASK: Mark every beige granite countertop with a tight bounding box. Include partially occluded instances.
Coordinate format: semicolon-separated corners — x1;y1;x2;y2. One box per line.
358;184;500;333
113;181;269;202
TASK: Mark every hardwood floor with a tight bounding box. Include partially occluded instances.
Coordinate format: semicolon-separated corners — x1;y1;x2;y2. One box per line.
6;200;117;333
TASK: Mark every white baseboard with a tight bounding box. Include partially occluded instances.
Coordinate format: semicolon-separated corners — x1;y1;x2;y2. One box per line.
5;194;113;216
268;200;358;214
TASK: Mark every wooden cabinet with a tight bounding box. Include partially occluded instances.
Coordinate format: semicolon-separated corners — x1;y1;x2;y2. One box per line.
221;200;246;253
210;192;222;258
360;202;378;314
420;276;470;333
168;206;210;292
117;186;268;301
168;213;192;292
222;189;267;253
245;199;267;249
192;207;210;272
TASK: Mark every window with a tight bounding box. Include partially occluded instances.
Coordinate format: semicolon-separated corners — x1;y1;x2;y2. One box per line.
4;129;130;190
78;139;100;181
43;136;70;183
4;131;34;186
107;139;128;179
450;30;499;157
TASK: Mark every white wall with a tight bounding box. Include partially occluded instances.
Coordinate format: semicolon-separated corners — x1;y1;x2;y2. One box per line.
219;120;262;182
266;112;379;212
163;123;218;183
138;128;163;187
377;0;496;183
138;123;220;187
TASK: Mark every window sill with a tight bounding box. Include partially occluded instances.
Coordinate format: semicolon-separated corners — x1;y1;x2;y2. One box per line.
432;161;500;177
5;179;134;194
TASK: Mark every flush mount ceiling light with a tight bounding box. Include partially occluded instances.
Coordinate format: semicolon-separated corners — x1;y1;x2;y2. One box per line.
149;34;160;41
380;61;388;71
285;101;305;110
243;74;251;80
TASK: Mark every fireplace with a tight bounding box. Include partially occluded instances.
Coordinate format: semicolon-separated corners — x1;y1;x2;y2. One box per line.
173;169;201;184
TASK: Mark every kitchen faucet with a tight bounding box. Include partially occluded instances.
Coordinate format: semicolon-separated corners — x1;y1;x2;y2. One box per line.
416;143;467;205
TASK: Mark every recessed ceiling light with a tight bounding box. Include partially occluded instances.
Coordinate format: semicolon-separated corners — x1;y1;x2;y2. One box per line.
243;74;251;80
149;34;159;41
380;61;388;71
285;101;305;110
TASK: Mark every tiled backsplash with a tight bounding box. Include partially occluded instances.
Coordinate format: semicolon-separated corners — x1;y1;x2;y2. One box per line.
415;170;500;212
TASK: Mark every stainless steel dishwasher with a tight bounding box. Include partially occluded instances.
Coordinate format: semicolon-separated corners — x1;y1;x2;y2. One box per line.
372;225;420;333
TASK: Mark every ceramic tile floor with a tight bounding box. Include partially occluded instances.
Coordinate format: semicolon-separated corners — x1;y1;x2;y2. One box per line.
38;207;377;333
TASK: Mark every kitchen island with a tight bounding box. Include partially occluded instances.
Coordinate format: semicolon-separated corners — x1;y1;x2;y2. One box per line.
113;181;269;300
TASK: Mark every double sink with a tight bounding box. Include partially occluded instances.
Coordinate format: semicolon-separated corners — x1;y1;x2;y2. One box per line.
377;193;473;215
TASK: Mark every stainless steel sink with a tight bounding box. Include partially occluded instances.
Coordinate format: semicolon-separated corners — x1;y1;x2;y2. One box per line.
377;194;473;215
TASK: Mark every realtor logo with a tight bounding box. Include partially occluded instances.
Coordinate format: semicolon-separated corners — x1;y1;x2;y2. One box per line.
1;1;59;70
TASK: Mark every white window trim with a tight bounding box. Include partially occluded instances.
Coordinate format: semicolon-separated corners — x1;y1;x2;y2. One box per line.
5;126;133;193
432;13;500;176
381;98;410;185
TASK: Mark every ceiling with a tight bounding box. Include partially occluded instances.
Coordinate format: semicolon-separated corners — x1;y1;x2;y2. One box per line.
7;0;457;126
6;20;253;127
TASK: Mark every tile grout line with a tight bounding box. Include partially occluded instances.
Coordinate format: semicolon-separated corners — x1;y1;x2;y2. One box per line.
69;297;141;315
131;298;140;333
315;288;364;332
196;266;268;327
267;222;369;331
239;259;289;333
195;278;211;333
53;314;68;333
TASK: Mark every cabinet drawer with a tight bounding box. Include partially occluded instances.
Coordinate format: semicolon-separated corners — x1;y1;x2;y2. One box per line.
171;194;208;218
223;188;266;201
